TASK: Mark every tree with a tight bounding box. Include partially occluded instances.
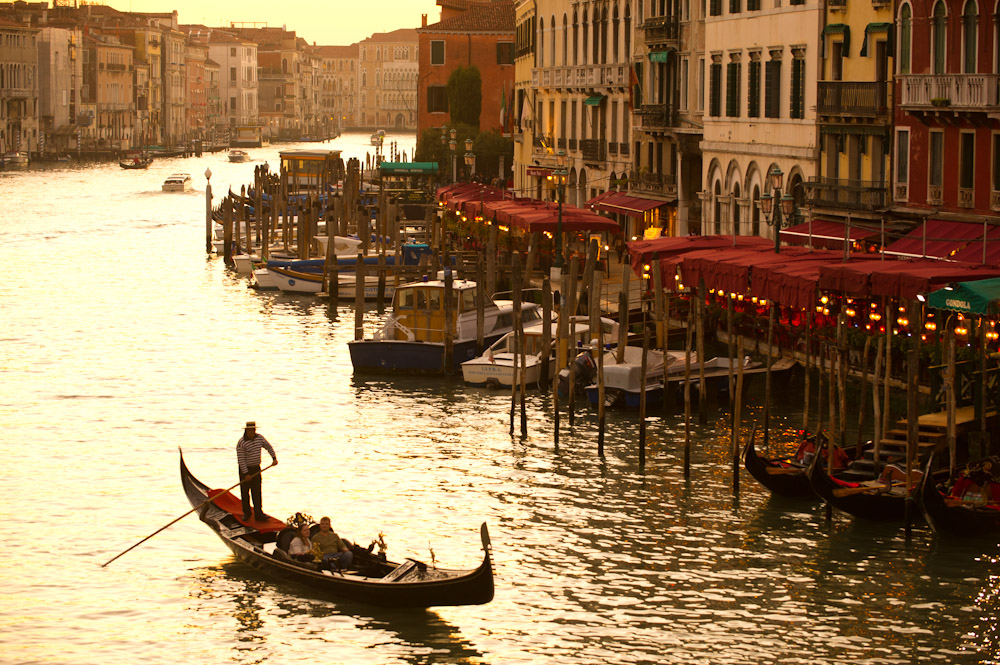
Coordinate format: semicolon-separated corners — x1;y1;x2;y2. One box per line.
447;67;482;128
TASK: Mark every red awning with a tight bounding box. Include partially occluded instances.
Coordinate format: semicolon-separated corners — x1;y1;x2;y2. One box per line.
627;235;772;282
586;191;669;217
950;225;1000;267
818;258;1000;300
883;220;985;259
780;220;880;250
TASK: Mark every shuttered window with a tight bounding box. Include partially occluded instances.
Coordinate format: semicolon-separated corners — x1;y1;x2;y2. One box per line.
748;60;760;117
790;57;805;119
764;59;781;118
709;62;722;117
726;62;741;117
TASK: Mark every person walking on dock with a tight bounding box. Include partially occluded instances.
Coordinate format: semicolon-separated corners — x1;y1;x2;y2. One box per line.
236;421;278;521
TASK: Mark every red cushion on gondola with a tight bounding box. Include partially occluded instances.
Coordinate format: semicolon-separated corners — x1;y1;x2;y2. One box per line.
208;489;287;532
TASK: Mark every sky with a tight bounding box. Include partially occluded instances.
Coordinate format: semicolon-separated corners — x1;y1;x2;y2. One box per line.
112;0;442;46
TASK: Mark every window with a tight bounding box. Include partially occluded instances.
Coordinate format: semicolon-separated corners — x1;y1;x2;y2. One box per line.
230;47;236;57
899;4;912;74
764;57;781;118
790;55;805;119
929;131;944;187
710;0;722;15
430;40;445;65
697;57;705;111
624;5;631;61
896;129;909;184
229;96;236;111
230;66;236;82
960;131;976;189
933;2;947;74
573;10;579;65
709;61;722;116
730;0;741;13
562;15;569;64
963;0;978;73
992;133;1000;192
748;57;761;117
680;58;689;109
427;85;448;113
497;42;514;65
726;60;741;116
831;41;844;80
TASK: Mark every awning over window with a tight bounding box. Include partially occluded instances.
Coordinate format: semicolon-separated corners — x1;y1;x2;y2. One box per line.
883;219;985;259
925;277;1000;315
823;24;850;55
584;95;606;106
648;50;671;62
860;22;893;57
780;219;880;250
586;191;671;217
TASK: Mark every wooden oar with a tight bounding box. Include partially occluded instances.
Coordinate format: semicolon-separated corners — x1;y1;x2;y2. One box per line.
101;460;276;568
832;481;904;498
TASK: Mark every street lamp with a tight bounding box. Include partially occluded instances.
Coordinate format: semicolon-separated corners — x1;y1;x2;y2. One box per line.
449;138;458;184
464;137;474;181
549;150;569;269
757;166;795;254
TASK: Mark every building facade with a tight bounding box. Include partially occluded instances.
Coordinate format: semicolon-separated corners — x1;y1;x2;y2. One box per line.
0;18;40;156
316;43;357;133
358;28;419;131
37;25;83;155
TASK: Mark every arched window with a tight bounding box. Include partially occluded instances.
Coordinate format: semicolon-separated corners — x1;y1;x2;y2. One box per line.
573;10;579;65
933;1;948;74
538;17;544;68
563;14;569;65
593;8;600;63
963;0;978;73
601;7;609;64
899;4;912;74
625;4;632;61
732;183;741;235
751;185;761;237
612;4;620;63
713;181;722;234
550;16;556;66
582;10;589;64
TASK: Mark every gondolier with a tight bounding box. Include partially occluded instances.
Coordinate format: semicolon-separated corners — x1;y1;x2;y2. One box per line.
237;421;278;521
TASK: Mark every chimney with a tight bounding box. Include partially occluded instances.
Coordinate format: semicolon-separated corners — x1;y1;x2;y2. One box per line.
421;14;427;27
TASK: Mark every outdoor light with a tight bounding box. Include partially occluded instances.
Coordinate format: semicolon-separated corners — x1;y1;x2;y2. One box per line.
845;308;856;317
465;138;473;152
925;322;937;331
759;192;773;216
780;194;794;217
450;128;457;141
917;293;926;302
769;166;784;190
204;167;212;181
820;295;829;304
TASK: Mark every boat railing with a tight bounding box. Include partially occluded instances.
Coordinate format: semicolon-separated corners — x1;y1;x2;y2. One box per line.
375;316;415;342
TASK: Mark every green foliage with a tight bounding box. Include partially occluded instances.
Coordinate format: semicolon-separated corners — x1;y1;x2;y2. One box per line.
447;66;482;128
414;124;512;182
472;130;514;180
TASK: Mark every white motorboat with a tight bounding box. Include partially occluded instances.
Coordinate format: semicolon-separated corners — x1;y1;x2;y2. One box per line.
162;173;192;192
370;129;386;146
461;316;618;388
1;152;28;169
228;149;250;163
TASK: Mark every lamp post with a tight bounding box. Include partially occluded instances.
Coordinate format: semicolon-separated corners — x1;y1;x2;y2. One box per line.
757;166;795;254
549;150;568;269
449;127;458;184
204;167;213;254
464;137;474;181
439;125;448;183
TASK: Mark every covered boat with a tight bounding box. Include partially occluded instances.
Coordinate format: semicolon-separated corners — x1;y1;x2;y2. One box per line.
179;450;494;608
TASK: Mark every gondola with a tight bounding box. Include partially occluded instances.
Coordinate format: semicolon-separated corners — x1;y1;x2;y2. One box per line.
743;432;815;498
179;450;494;608
917;455;1000;537
807;441;910;521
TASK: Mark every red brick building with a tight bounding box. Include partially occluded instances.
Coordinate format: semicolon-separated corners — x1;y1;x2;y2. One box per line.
416;0;515;135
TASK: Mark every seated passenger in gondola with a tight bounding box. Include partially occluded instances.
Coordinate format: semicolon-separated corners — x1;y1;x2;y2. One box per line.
313;516;353;571
287;523;315;562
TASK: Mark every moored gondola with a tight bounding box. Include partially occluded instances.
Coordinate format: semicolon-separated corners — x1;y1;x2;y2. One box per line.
807;441;913;521
917;455;1000;537
743;432;815;498
179;450;494;608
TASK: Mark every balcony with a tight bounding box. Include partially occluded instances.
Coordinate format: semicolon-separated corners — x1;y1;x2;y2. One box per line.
106;63;127;72
807;177;888;210
532;64;629;90
580;138;606;162
817;81;888;116
898;73;1000;111
641;15;680;50
636;103;678;130
629;170;678;199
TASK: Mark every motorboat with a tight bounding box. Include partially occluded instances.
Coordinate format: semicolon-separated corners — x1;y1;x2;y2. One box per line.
1;152;28;169
349;272;542;375
370;129;386;146
461;317;618;388
228;149;251;163
162;173;192;192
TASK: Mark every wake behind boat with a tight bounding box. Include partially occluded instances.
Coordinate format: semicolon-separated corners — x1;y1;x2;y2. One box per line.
179;450;494;608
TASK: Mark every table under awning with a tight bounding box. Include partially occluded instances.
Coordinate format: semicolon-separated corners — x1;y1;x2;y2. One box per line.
883;219;985;259
780;219;880;250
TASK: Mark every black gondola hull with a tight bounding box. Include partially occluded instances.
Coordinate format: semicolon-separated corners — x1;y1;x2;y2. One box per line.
180;451;494;608
807;451;907;521
917;469;1000;537
743;434;814;498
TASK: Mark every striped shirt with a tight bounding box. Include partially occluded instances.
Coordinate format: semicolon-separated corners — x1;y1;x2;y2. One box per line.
236;433;277;475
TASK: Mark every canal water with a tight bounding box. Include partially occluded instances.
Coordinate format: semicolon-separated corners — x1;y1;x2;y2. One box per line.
1;131;996;664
